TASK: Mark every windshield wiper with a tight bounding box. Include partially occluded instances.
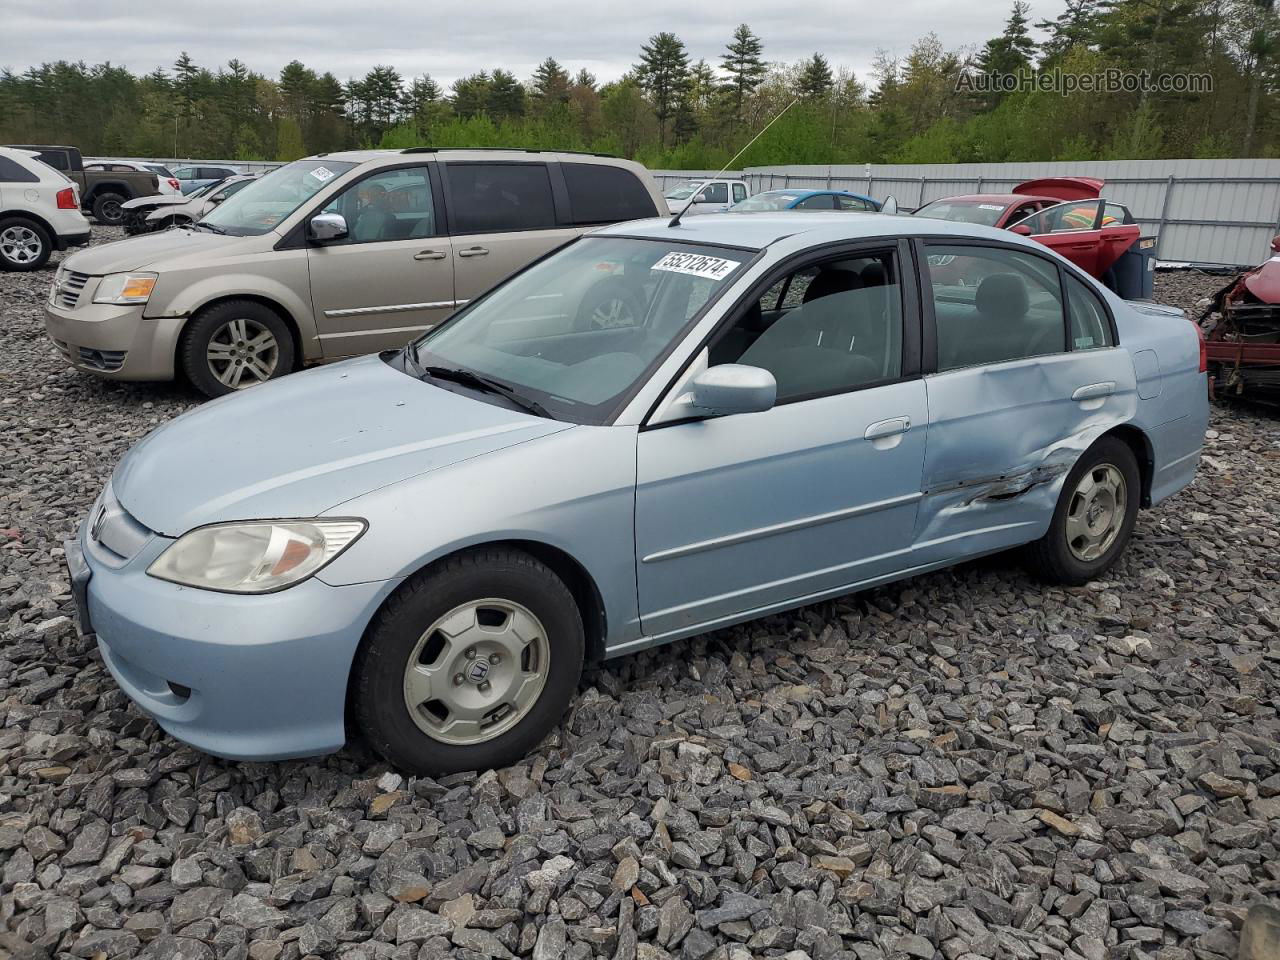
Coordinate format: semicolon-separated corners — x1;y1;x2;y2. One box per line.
419;365;553;419
192;222;226;234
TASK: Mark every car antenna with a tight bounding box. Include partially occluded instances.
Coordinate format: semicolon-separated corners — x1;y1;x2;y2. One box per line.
668;98;799;229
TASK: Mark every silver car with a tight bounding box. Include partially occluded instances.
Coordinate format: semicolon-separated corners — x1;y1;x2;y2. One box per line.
45;150;666;396
66;212;1208;775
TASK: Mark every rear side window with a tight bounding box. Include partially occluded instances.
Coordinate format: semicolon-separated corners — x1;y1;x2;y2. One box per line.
562;162;658;225
445;163;556;233
1103;202;1134;226
0;156;38;182
838;195;871;211
1066;273;1115;350
35;150;69;171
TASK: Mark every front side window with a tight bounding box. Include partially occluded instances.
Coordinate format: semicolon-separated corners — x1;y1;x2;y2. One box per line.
927;244;1065;372
320;166;437;243
710;250;902;402
700;182;729;204
445;163;556;233
1016;200;1102;234
411;237;750;424
562;162;657;225
173;167;196;179
1066;273;1114;350
200;159;356;236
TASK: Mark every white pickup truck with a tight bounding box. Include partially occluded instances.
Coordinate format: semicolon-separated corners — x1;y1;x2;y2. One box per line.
663;178;750;215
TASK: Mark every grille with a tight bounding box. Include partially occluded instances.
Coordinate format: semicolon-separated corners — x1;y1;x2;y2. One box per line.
53;270;90;309
76;347;127;372
87;486;152;564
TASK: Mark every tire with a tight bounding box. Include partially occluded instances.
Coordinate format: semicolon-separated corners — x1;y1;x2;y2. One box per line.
92;192;127;225
353;548;585;775
0;217;51;271
576;277;646;330
179;299;295;398
1023;436;1140;585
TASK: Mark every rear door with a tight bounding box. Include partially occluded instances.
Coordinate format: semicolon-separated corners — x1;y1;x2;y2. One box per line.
440;161;579;310
1097;202;1141;273
308;163;456;358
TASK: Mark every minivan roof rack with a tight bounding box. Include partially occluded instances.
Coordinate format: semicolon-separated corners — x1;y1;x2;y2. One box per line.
400;147;618;159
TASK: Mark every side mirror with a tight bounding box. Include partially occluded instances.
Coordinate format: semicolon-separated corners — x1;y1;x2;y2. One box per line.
678;364;776;418
695;191;710;203
881;195;898;215
1010;223;1033;236
309;212;348;243
1271;234;1280;253
207;195;226;205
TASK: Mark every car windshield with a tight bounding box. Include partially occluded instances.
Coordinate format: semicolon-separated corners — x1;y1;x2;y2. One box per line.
200;159;355;236
409;236;752;425
730;191;800;211
664;180;706;201
914;199;1009;226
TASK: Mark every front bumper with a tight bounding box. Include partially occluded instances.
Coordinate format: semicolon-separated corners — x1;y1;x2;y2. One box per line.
44;298;185;380
73;506;396;761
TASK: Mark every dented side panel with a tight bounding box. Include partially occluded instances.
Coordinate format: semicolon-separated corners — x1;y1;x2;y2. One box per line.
914;349;1139;565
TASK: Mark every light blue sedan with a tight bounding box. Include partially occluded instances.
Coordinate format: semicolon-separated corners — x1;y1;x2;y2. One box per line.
67;212;1208;774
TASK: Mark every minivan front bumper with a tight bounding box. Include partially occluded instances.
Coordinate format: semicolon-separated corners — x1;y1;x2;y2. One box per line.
45;298;185;380
73;508;395;761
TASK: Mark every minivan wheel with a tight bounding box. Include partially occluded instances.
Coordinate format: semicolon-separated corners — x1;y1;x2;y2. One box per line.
353;548;585;775
180;300;295;398
92;192;126;225
1023;437;1140;585
0;217;51;271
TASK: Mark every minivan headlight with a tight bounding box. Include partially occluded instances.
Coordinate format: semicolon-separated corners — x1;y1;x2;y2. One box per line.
147;519;366;593
93;273;158;305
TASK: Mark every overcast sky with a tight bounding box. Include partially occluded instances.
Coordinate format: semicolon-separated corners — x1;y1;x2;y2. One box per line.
2;0;1068;88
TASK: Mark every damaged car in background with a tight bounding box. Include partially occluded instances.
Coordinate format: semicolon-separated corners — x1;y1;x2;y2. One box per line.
65;212;1208;775
1197;235;1280;405
121;174;257;236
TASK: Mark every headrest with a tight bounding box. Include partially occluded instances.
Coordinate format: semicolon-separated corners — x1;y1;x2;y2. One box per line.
975;273;1030;322
803;269;863;303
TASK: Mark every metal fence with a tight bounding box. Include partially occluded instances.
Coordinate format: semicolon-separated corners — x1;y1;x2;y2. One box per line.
653;159;1280;268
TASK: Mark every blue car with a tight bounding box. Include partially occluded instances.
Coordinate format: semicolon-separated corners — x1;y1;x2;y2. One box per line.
66;212;1208;774
730;188;881;212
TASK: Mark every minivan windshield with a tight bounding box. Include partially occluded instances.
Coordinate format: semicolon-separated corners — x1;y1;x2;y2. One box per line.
200;159;355;236
409;236;752;424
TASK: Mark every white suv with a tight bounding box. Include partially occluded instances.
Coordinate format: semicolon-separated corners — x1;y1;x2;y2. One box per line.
0;147;91;271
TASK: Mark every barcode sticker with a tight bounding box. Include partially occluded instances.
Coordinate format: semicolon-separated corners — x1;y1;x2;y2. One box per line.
652;252;740;281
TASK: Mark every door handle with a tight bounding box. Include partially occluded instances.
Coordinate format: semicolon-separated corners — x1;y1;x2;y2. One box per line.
864;416;911;441
414;249;447;261
458;246;489;258
1072;382;1115;401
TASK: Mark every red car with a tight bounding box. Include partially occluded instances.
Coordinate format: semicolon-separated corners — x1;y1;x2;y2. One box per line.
914;177;1142;282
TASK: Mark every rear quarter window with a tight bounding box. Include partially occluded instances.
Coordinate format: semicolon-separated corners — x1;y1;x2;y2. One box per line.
0;156;39;183
562;162;658;225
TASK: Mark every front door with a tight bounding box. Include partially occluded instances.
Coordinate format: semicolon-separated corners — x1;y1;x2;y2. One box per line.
309;164;456;358
634;244;929;641
914;240;1137;563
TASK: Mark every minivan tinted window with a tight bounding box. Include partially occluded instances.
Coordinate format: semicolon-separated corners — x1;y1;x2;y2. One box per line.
562;162;657;225
445;163;557;233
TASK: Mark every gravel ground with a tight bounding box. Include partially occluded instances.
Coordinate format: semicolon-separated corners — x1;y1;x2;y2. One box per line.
1;232;1278;960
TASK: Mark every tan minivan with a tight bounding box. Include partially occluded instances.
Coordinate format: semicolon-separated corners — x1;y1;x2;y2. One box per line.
45;149;666;396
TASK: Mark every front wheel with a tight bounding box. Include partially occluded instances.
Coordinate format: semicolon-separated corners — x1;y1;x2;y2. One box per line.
0;217;51;271
180;300;295;398
1023;436;1140;584
353;548;584;775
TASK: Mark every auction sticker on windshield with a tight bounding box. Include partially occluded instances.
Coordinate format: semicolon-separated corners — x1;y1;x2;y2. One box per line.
652;252;740;281
310;166;336;182
979;203;1005;211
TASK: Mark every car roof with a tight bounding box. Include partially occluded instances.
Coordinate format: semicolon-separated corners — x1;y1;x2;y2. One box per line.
597;211;1032;251
921;194;1029;206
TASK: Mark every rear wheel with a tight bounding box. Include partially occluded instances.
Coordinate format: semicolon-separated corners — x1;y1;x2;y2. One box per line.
1023;437;1140;584
353;548;584;775
92;192;126;225
180;300;294;398
0;217;50;271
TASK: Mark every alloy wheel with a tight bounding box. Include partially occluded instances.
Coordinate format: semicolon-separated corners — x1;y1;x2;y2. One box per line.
590;297;638;329
1065;463;1127;562
402;598;550;745
206;317;280;389
0;225;43;265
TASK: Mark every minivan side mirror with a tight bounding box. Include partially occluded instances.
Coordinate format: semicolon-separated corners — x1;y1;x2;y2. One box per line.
1010;223;1033;236
309;212;348;243
679;364;776;418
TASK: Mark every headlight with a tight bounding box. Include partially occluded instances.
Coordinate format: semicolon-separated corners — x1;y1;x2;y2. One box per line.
147;519;366;593
93;272;158;305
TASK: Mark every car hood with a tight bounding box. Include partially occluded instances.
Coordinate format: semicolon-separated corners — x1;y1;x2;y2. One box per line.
122;194;189;211
63;228;240;275
112;355;572;536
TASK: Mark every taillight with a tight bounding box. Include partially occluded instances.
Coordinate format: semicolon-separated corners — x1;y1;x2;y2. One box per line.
168;178;180;190
1195;321;1207;373
56;187;76;209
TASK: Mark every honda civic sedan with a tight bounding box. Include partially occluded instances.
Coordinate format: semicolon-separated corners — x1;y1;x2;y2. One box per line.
67;212;1208;774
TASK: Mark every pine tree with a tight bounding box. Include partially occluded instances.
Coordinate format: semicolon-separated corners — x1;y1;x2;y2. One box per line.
720;24;768;121
489;69;527;119
451;73;491;119
531;57;571;111
635;32;691;148
687;59;717;110
977;2;1038;76
797;53;834;100
1036;0;1102;61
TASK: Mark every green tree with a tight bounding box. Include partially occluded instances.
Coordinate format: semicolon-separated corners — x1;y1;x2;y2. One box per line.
488;69;527;119
720;24;768;122
531;57;571;114
275;116;306;159
797;53;834;100
635;32;691;148
451;73;491;119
